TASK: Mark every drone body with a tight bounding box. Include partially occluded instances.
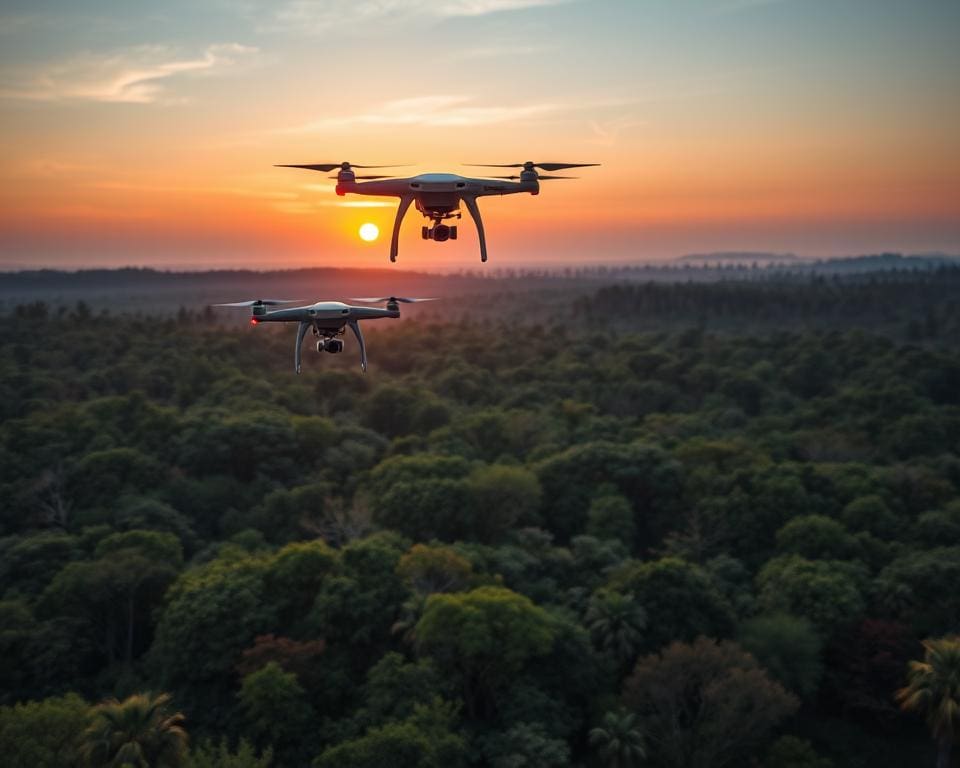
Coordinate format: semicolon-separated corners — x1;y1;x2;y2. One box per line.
276;161;599;262
214;297;431;373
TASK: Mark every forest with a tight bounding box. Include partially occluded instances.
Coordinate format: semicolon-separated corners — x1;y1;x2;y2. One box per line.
1;269;959;767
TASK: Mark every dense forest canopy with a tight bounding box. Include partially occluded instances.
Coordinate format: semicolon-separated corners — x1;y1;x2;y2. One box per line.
1;270;958;767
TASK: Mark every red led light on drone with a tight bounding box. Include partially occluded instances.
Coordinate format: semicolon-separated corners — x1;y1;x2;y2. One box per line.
250;318;259;325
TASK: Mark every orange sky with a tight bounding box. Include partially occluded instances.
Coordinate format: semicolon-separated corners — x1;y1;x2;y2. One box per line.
1;0;958;269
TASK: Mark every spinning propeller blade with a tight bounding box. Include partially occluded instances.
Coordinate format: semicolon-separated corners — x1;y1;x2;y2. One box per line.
212;299;301;308
349;297;437;304
275;162;409;173
490;175;577;180
464;161;599;172
327;175;393;180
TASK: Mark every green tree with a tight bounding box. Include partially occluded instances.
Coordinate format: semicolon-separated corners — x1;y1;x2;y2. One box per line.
841;495;899;539
896;636;960;768
764;736;834;768
0;692;89;768
238;662;314;753
584;589;647;669
624;637;799;768
362;652;449;723
534;441;682;544
150;557;277;712
396;543;473;595
40;530;182;667
775;515;857;560
465;464;542;542
738;613;823;699
415;586;556;719
313;699;465;768
187;739;272;768
586;493;636;545
375;478;473;542
756;555;866;636
589;709;647;768
608;557;735;650
480;721;571;768
876;547;960;636
80;691;188;768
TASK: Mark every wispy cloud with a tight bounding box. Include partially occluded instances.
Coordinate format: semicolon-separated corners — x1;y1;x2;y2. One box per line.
0;43;258;104
269;0;570;34
586;116;645;147
286;94;559;131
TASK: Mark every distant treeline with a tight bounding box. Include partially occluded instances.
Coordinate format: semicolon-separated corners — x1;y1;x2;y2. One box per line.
573;267;960;340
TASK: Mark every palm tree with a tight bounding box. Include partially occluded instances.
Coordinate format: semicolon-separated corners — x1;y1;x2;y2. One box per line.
585;590;647;668
896;636;960;768
589;709;647;768
81;691;188;768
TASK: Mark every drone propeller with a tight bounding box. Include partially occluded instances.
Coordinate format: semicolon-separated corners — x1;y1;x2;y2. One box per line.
212;299;301;308
464;161;600;172
349;297;437;304
275;162;409;173
326;174;393;180
490;174;577;180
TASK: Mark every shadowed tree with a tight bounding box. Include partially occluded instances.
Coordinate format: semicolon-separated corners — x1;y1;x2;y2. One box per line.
0;692;90;768
738;613;823;699
238;661;314;758
624;637;798;768
589;709;647;768
80;691;188;768
585;590;647;670
186;739;272;768
896;636;960;768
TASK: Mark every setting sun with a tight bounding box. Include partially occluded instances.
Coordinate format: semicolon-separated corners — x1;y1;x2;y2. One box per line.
359;223;379;242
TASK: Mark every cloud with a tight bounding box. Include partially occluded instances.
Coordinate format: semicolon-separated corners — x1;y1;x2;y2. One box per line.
287;94;560;131
269;0;570;33
0;43;258;104
586;116;645;147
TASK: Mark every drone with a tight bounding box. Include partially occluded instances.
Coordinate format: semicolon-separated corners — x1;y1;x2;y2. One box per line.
275;160;599;263
213;296;433;373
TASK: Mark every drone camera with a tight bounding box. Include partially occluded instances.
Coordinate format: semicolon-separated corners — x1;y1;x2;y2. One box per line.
433;224;451;242
325;339;345;354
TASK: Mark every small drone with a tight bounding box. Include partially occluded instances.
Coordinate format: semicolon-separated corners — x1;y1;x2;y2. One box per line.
276;160;599;263
213;296;433;373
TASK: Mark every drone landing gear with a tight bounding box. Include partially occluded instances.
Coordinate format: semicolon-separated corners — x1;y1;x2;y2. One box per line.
390;195;414;263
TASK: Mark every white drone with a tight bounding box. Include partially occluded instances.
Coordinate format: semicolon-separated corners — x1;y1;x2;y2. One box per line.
213;296;432;373
276;161;599;262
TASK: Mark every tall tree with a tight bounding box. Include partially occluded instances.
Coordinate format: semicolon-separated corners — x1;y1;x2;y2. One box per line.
80;692;188;768
896;636;960;768
415;586;556;719
624;637;798;768
589;709;647;768
584;589;647;670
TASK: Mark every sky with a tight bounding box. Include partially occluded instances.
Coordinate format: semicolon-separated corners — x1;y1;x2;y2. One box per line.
1;0;958;270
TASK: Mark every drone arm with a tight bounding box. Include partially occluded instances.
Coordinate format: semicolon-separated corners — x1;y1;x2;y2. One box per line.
347;320;368;372
390;196;414;263
462;195;488;263
294;320;310;374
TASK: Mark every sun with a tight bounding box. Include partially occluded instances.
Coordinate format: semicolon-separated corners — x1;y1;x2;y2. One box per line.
359;222;379;242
